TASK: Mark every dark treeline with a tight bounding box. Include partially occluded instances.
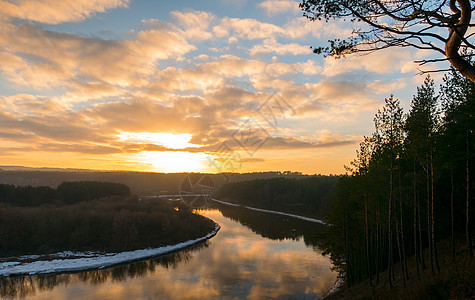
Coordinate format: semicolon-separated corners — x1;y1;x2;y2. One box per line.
57;181;130;204
320;69;475;294
216;176;339;218
0;170;310;196
0;181;130;207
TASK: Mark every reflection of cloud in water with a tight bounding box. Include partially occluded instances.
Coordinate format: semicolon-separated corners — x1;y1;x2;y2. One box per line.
8;209;336;299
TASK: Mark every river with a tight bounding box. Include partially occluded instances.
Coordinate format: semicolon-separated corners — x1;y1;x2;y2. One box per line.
0;202;337;299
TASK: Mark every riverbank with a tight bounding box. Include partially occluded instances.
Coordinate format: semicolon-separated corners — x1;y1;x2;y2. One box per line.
210;198;326;224
0;222;220;277
325;237;475;299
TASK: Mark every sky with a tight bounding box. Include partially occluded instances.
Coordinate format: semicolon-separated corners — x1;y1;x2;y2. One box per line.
0;0;441;174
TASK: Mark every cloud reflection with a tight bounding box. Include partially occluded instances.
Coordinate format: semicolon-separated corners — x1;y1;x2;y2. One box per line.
5;209;336;299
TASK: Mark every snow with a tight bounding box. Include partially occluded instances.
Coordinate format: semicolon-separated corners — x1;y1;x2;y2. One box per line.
0;223;220;277
210;198;326;225
211;198;240;207
323;276;344;298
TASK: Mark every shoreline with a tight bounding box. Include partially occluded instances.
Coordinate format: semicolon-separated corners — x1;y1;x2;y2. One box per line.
210;198;326;225
0;220;220;277
322;276;345;299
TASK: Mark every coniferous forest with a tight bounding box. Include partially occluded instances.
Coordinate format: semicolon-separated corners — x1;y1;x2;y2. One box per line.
319;69;475;297
216;176;338;218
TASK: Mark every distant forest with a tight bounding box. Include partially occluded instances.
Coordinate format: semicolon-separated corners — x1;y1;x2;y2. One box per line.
216;176;339;218
0;181;130;207
320;68;475;295
0;169;310;195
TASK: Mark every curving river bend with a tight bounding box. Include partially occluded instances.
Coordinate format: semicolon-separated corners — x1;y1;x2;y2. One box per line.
0;202;337;299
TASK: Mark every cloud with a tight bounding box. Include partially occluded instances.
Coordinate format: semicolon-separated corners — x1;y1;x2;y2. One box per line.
198;55;317;80
0;94;68;115
259;136;357;150
0;3;403;174
0;20;194;90
282;17;350;40
0;51;68;88
85;98;206;134
170;10;215;41
0;0;129;24
250;39;311;56
258;0;301;16
213;17;285;40
322;48;416;78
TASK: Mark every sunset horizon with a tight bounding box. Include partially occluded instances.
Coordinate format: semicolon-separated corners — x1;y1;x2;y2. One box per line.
0;0;440;175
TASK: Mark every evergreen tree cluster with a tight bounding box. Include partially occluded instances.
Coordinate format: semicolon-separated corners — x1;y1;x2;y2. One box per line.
0;181;130;207
321;70;475;289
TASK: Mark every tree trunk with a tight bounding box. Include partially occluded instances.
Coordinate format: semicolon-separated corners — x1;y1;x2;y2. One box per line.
344;207;353;286
364;189;372;286
466;128;473;257
388;161;393;288
414;160;421;278
431;152;440;273
451;168;455;261
445;0;475;82
376;198;381;284
399;169;408;280
418;194;426;269
395;206;406;287
426;158;435;275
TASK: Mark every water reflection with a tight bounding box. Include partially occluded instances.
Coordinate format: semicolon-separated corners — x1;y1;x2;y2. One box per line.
212;202;326;246
2;208;336;299
0;243;208;298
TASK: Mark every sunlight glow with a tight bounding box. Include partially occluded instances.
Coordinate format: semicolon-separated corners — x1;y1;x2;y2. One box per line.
118;132;200;149
135;151;210;173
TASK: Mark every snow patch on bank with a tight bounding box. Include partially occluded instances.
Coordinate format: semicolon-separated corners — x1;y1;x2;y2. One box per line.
0;223;220;277
323;276;344;298
210;198;326;225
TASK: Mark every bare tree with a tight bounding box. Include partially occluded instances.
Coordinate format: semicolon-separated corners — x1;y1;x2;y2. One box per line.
300;0;475;81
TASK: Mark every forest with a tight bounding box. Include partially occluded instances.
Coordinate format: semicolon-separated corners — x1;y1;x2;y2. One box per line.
0;182;215;256
320;69;475;298
216;176;338;218
0;197;215;256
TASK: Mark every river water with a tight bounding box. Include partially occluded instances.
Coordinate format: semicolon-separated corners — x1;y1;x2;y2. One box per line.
0;203;337;299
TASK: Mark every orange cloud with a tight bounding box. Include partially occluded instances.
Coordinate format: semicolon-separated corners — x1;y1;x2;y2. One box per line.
250;39;311;56
0;0;129;24
170;10;215;41
322;48;416;77
0;20;194;90
258;0;301;16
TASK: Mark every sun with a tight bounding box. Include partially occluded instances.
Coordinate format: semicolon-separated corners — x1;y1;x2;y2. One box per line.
136;151;209;173
117;132;210;172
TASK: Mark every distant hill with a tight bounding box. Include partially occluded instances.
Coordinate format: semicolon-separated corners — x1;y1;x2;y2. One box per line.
0;166;95;172
0;166;317;195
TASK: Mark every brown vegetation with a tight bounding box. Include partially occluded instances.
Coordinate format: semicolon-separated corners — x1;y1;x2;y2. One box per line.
0;197;215;257
326;237;475;299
